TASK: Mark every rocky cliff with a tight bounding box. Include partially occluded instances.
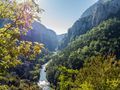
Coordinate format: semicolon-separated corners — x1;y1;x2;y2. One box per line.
59;0;120;49
24;21;58;51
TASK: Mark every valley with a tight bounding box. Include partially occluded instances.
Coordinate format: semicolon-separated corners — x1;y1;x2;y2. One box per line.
0;0;120;90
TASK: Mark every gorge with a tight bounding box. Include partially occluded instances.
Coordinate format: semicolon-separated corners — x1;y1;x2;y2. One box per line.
0;0;120;90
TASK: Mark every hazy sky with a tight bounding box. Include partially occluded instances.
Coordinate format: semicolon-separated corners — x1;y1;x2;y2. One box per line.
39;0;98;35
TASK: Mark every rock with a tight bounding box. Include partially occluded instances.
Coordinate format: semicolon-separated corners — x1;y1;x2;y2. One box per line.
59;0;120;49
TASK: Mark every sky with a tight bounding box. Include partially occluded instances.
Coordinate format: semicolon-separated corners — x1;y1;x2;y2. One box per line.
38;0;98;35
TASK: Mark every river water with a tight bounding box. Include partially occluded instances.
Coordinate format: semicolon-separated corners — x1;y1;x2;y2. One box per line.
38;62;50;90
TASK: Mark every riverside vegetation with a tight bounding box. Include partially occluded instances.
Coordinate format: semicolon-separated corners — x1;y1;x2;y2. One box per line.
0;0;120;90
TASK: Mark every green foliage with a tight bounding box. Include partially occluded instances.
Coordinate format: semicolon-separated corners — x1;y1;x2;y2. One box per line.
57;55;120;90
0;0;43;89
75;55;120;90
0;0;43;71
19;80;40;90
46;18;120;89
58;67;78;90
29;63;41;82
0;85;9;90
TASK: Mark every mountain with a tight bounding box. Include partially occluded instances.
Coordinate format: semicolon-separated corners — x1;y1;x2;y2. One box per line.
23;21;58;51
59;0;120;49
57;34;66;43
47;18;120;89
46;0;120;89
57;34;66;49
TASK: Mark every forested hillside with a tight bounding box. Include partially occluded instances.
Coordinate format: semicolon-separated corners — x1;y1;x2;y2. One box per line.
46;0;120;89
47;18;120;90
59;0;120;50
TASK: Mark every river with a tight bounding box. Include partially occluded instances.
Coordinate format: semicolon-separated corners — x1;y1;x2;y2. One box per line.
38;62;50;90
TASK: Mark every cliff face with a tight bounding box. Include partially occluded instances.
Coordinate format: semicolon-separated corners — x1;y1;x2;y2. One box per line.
57;34;66;43
59;0;120;49
24;21;58;51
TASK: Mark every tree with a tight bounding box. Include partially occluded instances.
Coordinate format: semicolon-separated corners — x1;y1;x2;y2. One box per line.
0;0;43;74
58;55;120;90
0;0;44;89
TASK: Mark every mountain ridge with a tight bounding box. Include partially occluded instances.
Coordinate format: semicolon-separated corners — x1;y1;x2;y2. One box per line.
23;21;58;51
59;0;120;50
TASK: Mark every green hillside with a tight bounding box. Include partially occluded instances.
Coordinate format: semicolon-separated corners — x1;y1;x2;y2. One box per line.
46;18;120;89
